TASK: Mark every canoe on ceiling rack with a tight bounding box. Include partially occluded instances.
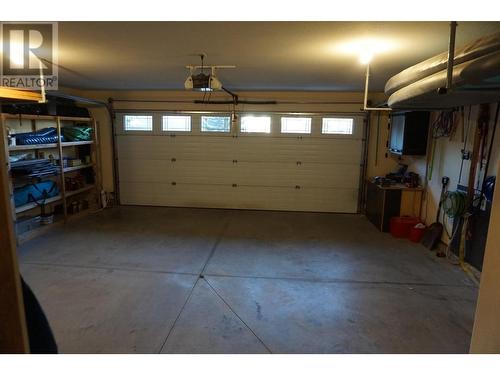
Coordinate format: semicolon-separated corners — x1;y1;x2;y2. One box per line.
385;30;500;109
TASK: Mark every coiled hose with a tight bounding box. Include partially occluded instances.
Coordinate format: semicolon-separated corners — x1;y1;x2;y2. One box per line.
442;191;467;218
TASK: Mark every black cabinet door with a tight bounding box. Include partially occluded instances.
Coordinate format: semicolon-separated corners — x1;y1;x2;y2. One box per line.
390;111;430;156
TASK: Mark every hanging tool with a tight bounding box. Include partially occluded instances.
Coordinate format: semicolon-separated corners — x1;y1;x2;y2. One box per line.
421;176;450;250
466;104;490;207
478;102;500;209
458;106;472;185
375;112;381;166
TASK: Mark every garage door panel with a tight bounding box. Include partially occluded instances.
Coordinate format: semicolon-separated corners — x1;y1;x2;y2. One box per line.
118;135;236;161
118;135;362;164
120;182;358;213
116;113;364;213
119;159;360;189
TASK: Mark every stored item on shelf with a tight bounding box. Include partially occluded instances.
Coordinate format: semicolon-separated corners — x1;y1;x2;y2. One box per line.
62;126;93;142
11;159;59;178
65;175;85;191
13;181;60;207
15;215;41;234
67;159;82;167
7;128;17;146
13;127;65;145
40;214;54;225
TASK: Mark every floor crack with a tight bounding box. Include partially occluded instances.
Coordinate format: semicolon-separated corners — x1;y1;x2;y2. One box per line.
203;277;273;354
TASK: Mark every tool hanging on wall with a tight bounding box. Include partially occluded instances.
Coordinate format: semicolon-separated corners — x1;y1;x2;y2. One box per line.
421;176;449;250
375;112;381;166
466;103;490;208
458;106;472;185
478;102;500;209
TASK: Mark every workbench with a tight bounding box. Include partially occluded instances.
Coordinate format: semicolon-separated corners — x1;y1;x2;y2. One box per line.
365;179;423;232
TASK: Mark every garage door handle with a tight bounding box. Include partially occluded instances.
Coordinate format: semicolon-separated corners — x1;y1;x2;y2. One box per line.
171;181;176;186
296;161;302;166
232;183;238;188
171;158;176;162
295;185;301;189
232;159;238;164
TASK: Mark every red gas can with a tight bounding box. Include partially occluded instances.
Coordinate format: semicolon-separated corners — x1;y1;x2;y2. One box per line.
389;216;420;238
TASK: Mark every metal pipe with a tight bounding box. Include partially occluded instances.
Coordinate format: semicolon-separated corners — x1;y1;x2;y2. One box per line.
112;109;367;116
364;64;370;110
363;63;392;112
446;21;458;91
111;98;365;105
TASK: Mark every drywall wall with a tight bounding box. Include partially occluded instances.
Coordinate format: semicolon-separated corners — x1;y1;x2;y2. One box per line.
366;104;500;245
470;153;500;353
66;89;386;194
410;104;499;244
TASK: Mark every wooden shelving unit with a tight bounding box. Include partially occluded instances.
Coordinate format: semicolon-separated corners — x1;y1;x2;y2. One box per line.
1;113;101;243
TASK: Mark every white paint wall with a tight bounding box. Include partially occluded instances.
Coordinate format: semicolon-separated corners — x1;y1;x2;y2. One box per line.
367;104;500;245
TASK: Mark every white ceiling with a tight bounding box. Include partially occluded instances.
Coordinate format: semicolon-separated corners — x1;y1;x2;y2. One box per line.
55;21;500;92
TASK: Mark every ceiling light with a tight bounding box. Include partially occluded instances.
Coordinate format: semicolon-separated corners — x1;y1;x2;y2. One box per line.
359;51;373;65
335;37;398;64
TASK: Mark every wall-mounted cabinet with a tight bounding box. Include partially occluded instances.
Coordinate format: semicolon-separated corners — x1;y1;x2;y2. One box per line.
389;111;430;156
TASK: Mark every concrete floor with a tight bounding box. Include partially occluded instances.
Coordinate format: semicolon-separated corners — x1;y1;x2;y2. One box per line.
19;206;478;353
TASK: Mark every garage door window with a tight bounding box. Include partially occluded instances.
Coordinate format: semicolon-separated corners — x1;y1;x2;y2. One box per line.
124;115;153;131
241;116;271;133
162;115;191;132
201;116;231;132
322;118;353;135
281;117;311;134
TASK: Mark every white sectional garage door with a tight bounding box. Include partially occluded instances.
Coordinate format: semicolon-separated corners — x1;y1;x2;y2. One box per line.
115;112;365;213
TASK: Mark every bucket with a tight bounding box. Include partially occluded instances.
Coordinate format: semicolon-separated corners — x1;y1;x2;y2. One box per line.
390;216;420;238
409;224;426;242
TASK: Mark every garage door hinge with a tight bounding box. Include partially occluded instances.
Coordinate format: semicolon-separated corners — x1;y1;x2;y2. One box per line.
170;134;176;137
296;161;302;166
232;159;238;163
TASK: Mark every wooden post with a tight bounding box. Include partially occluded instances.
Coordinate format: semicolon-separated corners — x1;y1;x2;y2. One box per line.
56;117;68;222
0;114;29;353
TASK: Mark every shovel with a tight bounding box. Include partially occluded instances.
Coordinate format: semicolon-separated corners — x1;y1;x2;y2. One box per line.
421;176;449;250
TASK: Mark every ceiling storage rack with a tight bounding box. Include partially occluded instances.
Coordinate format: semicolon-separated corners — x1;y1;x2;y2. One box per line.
385;30;500;109
1;113;102;244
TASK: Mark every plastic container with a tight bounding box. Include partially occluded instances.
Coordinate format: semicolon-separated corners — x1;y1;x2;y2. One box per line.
409;224;426;242
389;216;420;238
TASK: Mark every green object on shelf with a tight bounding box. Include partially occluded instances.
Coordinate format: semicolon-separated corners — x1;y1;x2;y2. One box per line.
62;127;93;142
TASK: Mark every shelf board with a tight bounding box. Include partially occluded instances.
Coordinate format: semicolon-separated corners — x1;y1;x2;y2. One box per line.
66;185;95;197
63;164;94;173
3;114;92;122
62;141;93;147
58;116;92;122
3;114;57;121
8;140;93;151
15;195;62;214
9;143;58;151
